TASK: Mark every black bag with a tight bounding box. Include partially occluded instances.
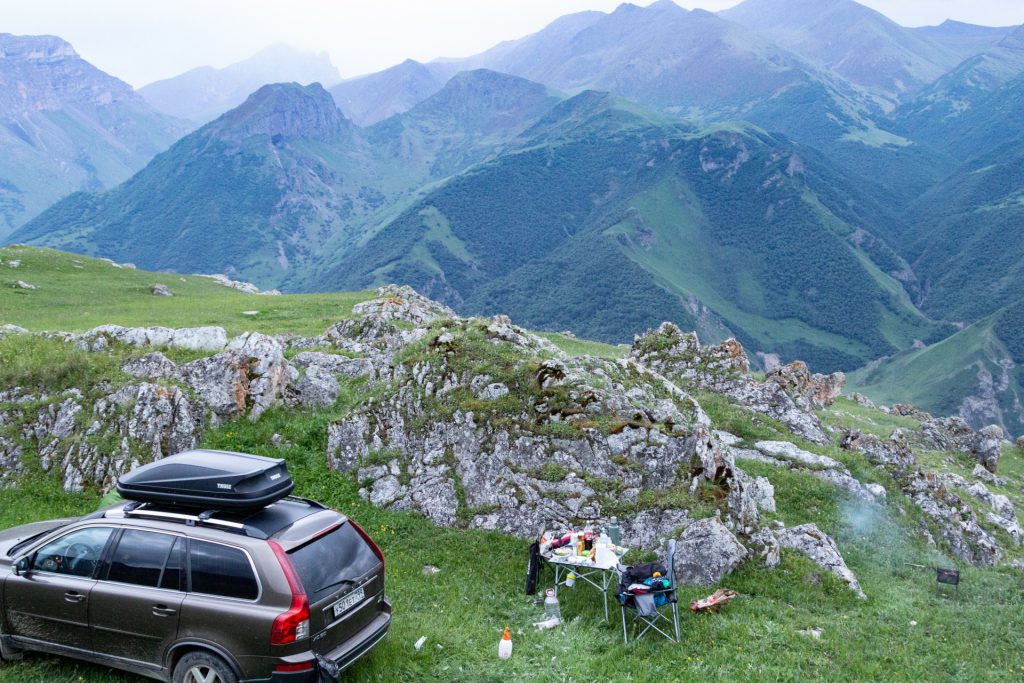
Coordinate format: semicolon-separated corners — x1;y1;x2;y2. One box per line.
617;561;669;595
526;541;540;595
316;654;340;683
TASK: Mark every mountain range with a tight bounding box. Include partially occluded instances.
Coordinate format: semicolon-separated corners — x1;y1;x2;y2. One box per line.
138;44;341;125
6;0;1024;434
0;33;188;238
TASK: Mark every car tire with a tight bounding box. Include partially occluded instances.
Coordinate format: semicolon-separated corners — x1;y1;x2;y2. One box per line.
172;651;239;683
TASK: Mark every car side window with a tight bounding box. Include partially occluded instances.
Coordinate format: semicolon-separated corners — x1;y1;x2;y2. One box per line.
31;527;114;578
188;539;258;600
106;529;179;588
160;537;185;591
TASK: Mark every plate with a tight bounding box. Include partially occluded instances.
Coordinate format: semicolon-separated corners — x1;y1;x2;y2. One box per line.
554;547;571;556
331;587;365;618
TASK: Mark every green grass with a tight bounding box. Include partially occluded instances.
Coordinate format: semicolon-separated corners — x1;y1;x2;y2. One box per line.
819;397;921;439
3;402;1024;682
0;246;374;337
3;248;1024;681
536;332;626;359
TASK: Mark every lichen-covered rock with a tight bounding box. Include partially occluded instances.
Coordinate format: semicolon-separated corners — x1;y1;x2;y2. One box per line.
972;425;1005;473
841;429;916;470
755;441;844;470
289;351;372;378
849;392;876;409
673;516;748;586
80;325;227;352
6;383;202;492
965;481;1022;546
904;473;1002;566
766;362;845;408
324;314;746;544
122;352;180;380
917;418;1006;473
151;283;173;297
776;523;865;598
351;284;456;326
177;332;289;423
290;365;340;409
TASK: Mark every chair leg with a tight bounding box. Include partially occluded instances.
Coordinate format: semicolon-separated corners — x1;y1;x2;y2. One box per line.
672;602;681;643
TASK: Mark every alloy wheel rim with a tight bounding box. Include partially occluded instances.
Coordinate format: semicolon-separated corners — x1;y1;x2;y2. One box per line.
184;665;222;683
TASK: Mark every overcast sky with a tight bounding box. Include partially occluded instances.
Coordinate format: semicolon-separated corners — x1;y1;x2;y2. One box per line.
3;0;1023;88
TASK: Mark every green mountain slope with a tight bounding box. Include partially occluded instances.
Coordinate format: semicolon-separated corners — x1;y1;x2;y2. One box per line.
12;72;560;289
850;303;1024;435
899;127;1024;323
896;25;1024;158
315;93;942;370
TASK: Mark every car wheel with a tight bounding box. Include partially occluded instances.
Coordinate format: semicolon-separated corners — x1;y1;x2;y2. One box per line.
172;651;239;683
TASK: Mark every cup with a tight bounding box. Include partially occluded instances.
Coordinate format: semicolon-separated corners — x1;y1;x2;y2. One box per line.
566;572;576;588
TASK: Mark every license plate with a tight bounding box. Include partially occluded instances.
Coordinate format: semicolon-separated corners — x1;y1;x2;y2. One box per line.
332;587;365;618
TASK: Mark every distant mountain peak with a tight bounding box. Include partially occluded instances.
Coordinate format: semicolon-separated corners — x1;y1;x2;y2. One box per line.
1000;24;1024;50
212;82;349;141
0;33;78;62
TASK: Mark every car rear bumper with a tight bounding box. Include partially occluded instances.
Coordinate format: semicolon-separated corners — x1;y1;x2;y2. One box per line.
245;599;392;682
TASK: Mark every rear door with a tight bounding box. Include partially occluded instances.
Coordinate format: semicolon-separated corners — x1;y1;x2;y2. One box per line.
286;522;384;656
2;526;114;652
89;529;185;667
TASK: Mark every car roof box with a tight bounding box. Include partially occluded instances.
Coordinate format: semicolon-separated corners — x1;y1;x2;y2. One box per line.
116;450;294;510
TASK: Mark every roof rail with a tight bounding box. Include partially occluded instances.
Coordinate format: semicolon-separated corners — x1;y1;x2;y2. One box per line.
108;502;270;539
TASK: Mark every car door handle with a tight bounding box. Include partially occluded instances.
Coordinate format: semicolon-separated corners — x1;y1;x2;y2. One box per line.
64;591;86;604
152;605;177;617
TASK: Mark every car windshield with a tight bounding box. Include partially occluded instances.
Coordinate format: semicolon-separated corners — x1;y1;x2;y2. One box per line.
7;523;68;557
288;522;380;603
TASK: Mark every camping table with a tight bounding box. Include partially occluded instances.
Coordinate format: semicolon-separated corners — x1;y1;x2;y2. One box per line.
543;550;627;622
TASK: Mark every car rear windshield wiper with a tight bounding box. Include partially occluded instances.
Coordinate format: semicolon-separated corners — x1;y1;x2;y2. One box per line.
317;577;357;594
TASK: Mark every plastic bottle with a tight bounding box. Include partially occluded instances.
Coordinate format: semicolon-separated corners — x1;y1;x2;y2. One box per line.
498;627;512;659
544;589;562;622
608;517;622;546
583;523;594;551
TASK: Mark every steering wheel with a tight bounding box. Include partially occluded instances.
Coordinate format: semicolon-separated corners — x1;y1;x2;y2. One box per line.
64;542;94;576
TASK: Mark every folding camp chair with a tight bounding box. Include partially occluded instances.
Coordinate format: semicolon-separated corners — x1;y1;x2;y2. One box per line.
616;539;681;644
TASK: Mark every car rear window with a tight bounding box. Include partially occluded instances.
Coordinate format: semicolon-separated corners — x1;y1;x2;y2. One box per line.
288;523;380;603
189;539;259;600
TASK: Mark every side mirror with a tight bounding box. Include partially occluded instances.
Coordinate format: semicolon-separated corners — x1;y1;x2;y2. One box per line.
12;557;29;576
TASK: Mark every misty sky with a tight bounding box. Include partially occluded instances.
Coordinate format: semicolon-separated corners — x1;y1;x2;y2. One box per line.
3;0;1023;88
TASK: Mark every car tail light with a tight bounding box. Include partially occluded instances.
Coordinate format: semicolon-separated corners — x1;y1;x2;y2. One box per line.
348;518;385;572
268;540;310;644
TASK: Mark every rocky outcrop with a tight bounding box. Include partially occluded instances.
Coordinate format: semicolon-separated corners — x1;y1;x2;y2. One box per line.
766;361;845;409
77;325;228;352
918;417;1006;473
1;383;202;491
628;324;830;444
776;524;866;598
674;516;748;586
198;273;282;296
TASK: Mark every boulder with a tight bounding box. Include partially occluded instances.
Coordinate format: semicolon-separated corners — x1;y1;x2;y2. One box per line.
291;365;340;409
673;516;748;586
754;441;844;470
776;524;866;599
151;283;173;297
289;351;372;378
14;280;35;290
972;425;1005;473
122;352;180;380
